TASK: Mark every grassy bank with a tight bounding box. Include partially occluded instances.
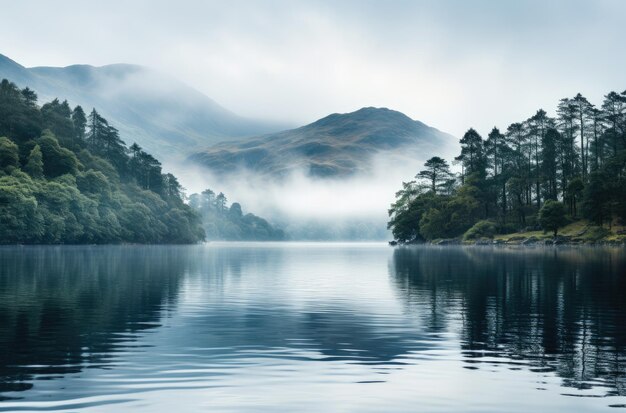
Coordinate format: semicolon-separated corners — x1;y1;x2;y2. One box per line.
485;220;625;245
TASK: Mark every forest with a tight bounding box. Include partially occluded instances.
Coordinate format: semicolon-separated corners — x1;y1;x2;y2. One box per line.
0;79;205;244
189;189;285;241
388;90;626;243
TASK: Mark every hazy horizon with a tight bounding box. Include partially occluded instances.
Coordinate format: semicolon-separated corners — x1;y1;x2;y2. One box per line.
2;0;626;138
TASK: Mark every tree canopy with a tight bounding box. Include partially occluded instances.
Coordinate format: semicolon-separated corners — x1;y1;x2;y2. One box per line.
0;79;205;244
389;88;626;242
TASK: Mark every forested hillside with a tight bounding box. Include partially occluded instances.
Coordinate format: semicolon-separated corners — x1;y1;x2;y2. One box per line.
0;54;287;160
0;79;205;244
388;90;626;243
189;189;284;241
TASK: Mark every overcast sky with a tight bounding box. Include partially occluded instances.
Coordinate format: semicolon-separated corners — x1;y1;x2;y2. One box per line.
1;0;625;137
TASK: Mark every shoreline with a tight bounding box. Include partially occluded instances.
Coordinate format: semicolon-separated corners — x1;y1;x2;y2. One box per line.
389;220;626;247
391;236;626;247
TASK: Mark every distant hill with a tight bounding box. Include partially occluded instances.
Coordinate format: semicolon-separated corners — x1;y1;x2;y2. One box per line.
0;54;287;160
189;107;455;178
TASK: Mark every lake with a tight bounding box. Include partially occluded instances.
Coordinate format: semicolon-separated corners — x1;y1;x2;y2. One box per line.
1;243;625;412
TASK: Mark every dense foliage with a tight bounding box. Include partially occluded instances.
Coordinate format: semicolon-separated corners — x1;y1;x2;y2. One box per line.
389;90;626;242
0;79;205;244
189;189;284;241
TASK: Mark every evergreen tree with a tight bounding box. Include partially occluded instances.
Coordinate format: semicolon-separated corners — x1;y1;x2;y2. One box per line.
541;128;559;201
557;98;579;190
388;87;626;243
572;93;592;180
0;136;19;172
215;192;227;213
601;92;625;155
41;99;74;143
0;79;42;141
588;106;605;170
539;200;567;237
485;127;511;219
416;156;452;194
458;128;486;182
72;105;87;141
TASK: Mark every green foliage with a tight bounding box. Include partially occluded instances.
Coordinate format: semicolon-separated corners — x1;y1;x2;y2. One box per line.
419;190;480;240
416;156;452;194
464;220;497;240
583;150;626;225
0;80;41;142
0;136;19;172
0;172;43;243
0;79;205;244
24;144;43;178
565;177;584;217
387;182;433;243
539;200;567;236
36;131;80;178
41;99;75;146
389;89;626;243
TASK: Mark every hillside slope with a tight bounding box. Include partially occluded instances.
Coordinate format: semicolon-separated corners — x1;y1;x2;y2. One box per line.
189;107;455;178
0;54;286;160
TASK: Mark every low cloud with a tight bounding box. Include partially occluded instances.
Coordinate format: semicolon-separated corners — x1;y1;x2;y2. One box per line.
168;147;457;240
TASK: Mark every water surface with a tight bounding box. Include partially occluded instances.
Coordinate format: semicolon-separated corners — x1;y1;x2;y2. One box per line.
1;243;625;412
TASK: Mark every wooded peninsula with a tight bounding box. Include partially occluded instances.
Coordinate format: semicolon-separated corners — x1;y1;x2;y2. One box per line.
388;90;626;245
0;79;205;244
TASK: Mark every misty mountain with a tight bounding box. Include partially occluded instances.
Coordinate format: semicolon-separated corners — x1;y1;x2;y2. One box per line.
0;53;287;160
189;107;455;178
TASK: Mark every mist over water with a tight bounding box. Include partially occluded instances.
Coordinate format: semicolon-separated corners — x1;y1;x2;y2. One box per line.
171;150;457;240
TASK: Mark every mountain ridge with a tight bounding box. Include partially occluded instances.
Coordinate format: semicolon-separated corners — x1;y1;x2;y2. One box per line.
0;53;289;160
189;107;455;178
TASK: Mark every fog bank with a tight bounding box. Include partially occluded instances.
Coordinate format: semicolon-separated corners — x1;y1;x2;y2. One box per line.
170;149;457;240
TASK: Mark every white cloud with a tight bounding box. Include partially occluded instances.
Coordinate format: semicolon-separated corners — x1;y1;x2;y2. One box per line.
1;0;624;139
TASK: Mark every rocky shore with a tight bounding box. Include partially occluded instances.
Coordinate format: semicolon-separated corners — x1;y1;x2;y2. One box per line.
389;222;626;247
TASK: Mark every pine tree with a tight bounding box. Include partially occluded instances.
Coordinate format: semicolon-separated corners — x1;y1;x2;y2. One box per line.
215;192;227;213
458;128;486;177
416;156;452;194
72;105;87;141
572;93;592;180
541;128;559;201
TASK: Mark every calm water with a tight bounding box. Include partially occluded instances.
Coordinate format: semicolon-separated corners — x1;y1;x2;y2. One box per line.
1;243;625;412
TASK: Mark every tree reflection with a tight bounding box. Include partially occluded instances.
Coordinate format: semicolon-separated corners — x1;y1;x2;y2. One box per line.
390;246;626;395
0;246;190;399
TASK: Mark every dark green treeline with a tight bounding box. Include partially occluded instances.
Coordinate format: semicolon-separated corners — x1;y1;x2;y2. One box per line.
0;79;205;244
389;90;626;242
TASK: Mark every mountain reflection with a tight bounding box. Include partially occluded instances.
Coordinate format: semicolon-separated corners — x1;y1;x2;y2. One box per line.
0;244;433;402
4;244;625;406
390;246;626;396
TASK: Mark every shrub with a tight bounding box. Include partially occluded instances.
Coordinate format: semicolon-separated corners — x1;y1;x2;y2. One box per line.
464;220;497;240
539;200;567;236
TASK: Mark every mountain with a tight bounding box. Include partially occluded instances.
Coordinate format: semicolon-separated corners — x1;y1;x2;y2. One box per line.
189;107;455;178
0;54;287;160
